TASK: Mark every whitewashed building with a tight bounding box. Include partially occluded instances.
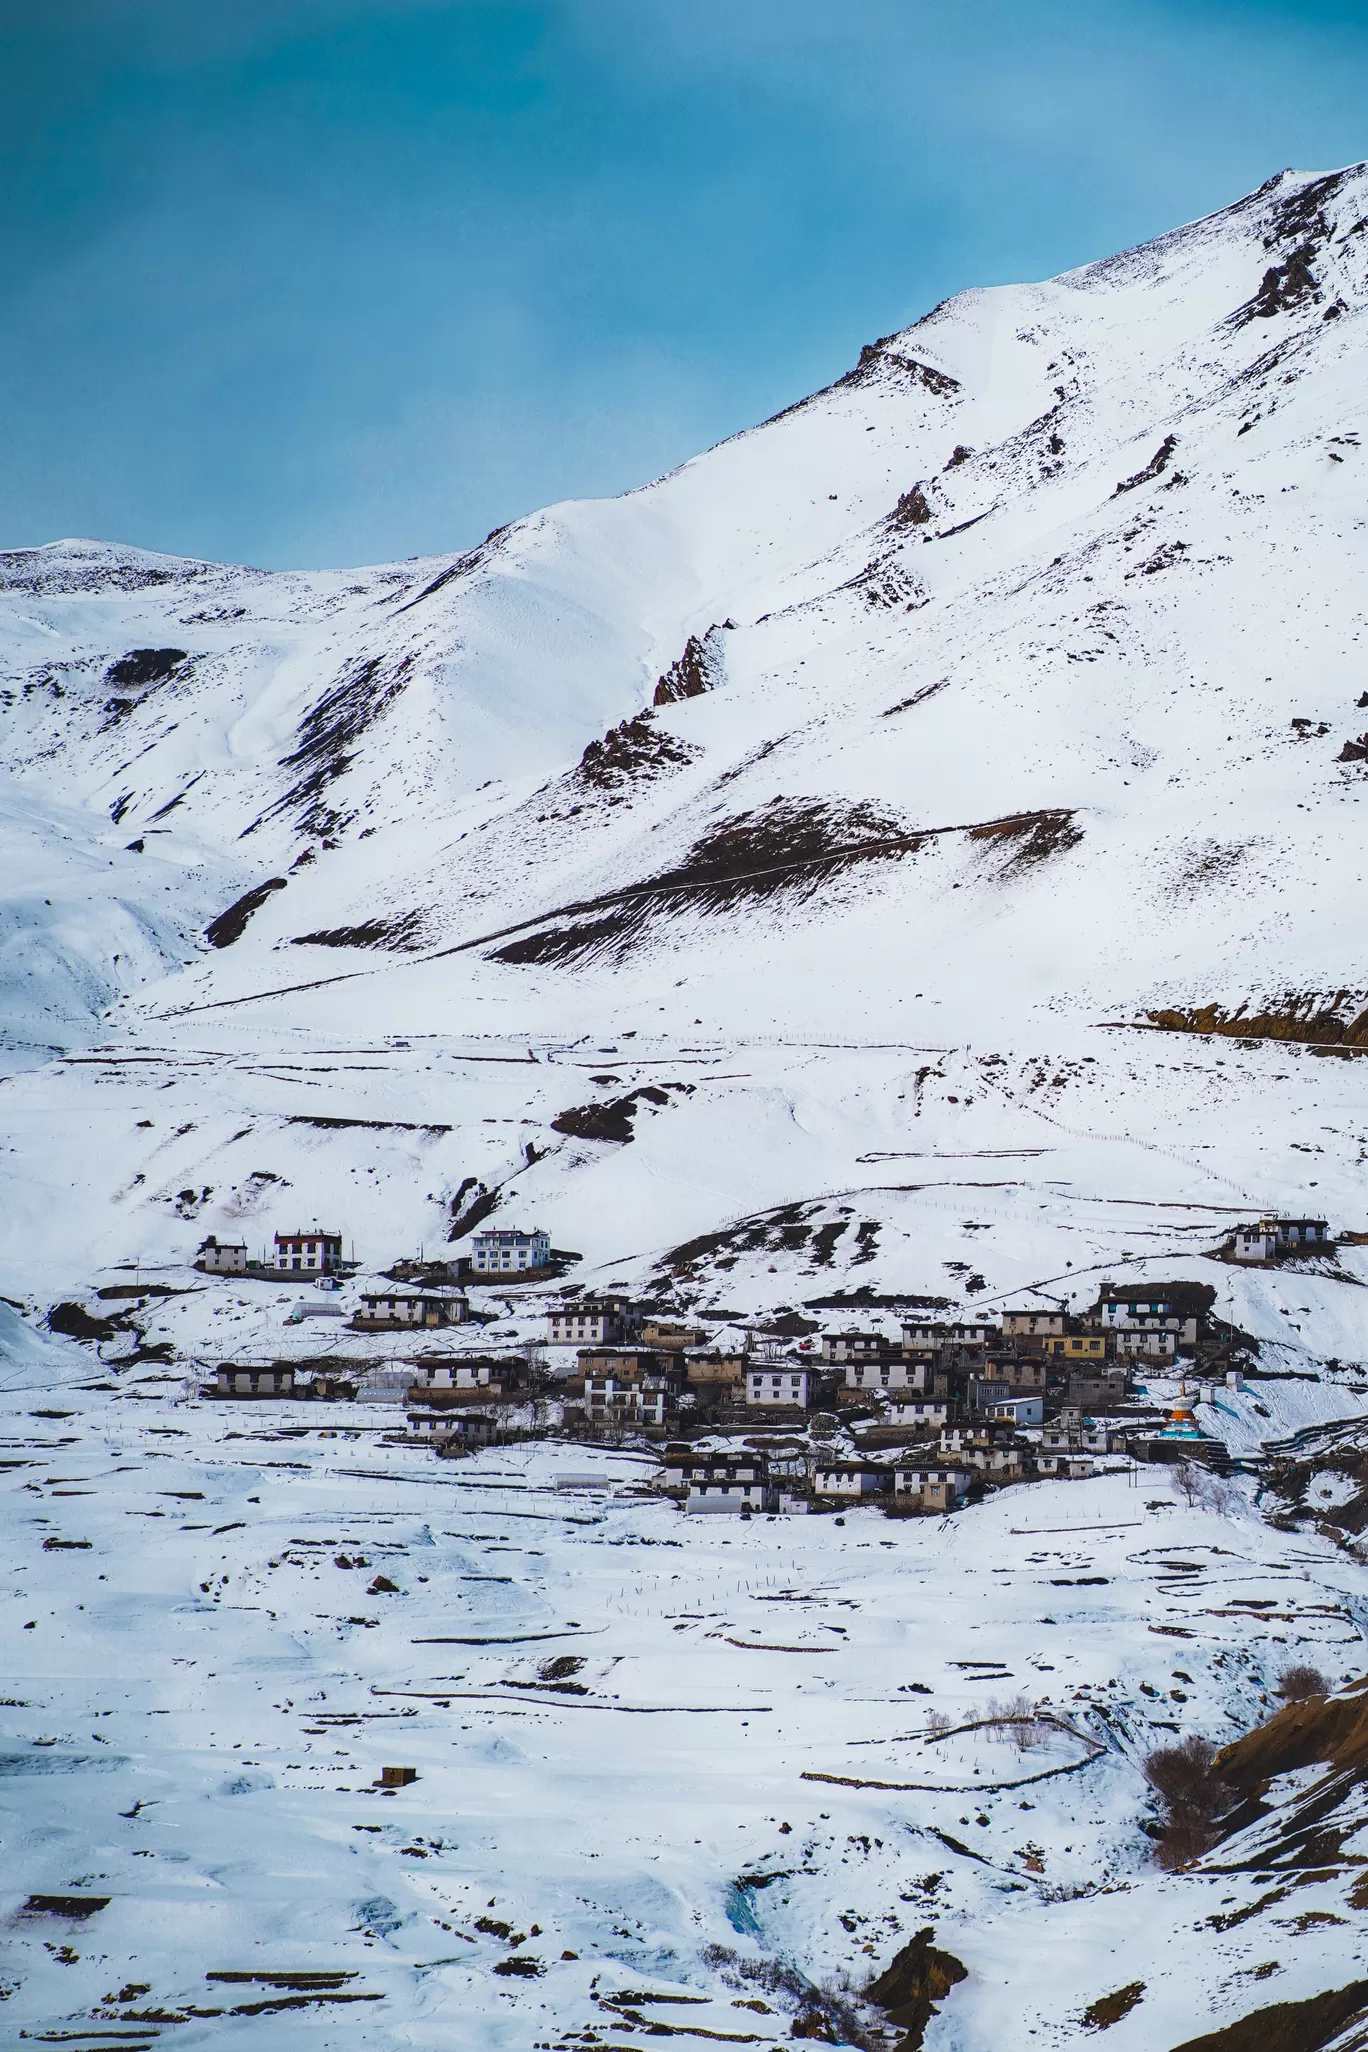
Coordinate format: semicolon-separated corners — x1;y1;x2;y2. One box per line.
196;1235;247;1274
471;1227;550;1274
1231;1216;1330;1262
989;1395;1044;1427
407;1359;506;1393
355;1291;469;1329
821;1330;889;1363
887;1398;950;1430
687;1477;768;1513
745;1367;810;1408
1001;1308;1065;1337
585;1375;671;1426
812;1461;890;1498
274;1229;343;1275
213;1364;297;1397
900;1320;998;1349
547;1297;633;1344
1113;1328;1177;1358
893;1466;971;1507
844;1358;926;1392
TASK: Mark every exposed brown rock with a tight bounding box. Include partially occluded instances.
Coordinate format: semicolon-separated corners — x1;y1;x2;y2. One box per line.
1145;991;1368;1049
865;1927;967;2052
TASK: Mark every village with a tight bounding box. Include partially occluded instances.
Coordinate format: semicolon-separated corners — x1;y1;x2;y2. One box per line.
158;1211;1341;1515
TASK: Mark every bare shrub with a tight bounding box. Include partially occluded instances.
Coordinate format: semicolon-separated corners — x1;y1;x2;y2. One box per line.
1172;1460;1203;1507
925;1709;953;1739
1277;1663;1329;1702
1142;1735;1235;1870
1172;1459;1238;1515
985;1694;1052;1752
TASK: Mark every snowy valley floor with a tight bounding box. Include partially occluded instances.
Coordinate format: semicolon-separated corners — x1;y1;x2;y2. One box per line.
5;1326;1368;2051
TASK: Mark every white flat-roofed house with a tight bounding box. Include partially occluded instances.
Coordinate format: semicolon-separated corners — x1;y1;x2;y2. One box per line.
471;1227;551;1274
407;1359;506;1394
900;1320;998;1350
677;1454;770;1514
355;1291;469;1329
812;1461;890;1499
1002;1308;1065;1337
746;1368;810;1408
547;1297;632;1344
196;1234;248;1274
585;1375;671;1426
274;1229;343;1275
822;1330;890;1364
886;1398;950;1430
1113;1328;1177;1358
1097;1292;1198;1341
213;1364;297;1397
687;1476;769;1513
406;1409;460;1441
1232;1225;1279;1263
844;1357;924;1391
989;1395;1044;1427
893;1466;971;1508
1035;1451;1094;1479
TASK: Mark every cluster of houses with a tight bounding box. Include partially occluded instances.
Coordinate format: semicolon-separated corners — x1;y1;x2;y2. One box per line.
189;1211;1291;1507
379;1277;1243;1500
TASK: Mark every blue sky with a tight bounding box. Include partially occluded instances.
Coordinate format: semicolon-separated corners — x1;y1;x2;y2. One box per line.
2;0;1366;568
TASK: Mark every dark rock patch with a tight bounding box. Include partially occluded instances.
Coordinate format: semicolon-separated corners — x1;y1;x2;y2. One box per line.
1114;435;1178;495
245;652;415;840
551;1082;693;1144
107;647;188;688
205;877;287;949
291;913;429;952
891;484;936;527
654;628;727;707
489;797;918;967
1232;243;1321;325
865;1927;967;2052
48;1302;121;1343
1082;1982;1145;2031
967;809;1083;870
574;711;699;787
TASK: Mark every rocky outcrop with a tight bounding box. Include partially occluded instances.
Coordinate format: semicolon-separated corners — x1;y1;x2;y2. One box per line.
865;1928;967;2052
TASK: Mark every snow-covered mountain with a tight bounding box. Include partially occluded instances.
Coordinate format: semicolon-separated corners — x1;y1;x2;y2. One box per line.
6;159;1368;2052
4;161;1368;1315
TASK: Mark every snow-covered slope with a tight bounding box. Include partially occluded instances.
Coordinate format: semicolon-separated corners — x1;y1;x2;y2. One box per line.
3;163;1368;1303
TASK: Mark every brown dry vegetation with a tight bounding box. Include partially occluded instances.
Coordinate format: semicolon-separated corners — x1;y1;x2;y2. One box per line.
1081;1981;1145;2030
1145;991;1368;1048
1169;1979;1368;2052
1215;1676;1368;1790
1144;1735;1237;1869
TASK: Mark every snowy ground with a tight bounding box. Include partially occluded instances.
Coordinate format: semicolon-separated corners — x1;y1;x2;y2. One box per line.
3;1311;1368;2050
